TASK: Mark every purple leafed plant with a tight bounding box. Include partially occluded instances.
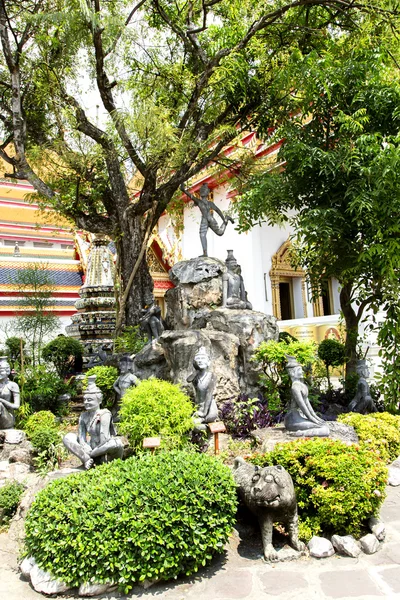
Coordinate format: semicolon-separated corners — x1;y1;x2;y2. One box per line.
220;394;283;439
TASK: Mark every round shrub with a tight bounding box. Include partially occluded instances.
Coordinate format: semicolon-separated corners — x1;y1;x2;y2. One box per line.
0;480;24;523
85;365;118;407
42;336;83;378
24;451;237;592
24;411;58;438
338;412;400;463
119;379;194;450
250;438;387;539
29;428;61;454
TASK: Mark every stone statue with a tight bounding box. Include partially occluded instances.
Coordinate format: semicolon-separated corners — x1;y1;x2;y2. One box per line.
140;298;164;343
87;344;108;368
233;457;305;562
285;356;329;437
187;346;218;429
63;375;123;469
222;250;252;310
0;357;20;429
112;355;139;421
348;359;377;414
180;183;234;257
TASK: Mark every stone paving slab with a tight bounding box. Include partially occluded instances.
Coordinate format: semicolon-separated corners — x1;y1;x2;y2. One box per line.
2;487;400;600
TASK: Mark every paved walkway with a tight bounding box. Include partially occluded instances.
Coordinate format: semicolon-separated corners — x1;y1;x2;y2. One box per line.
2;486;400;600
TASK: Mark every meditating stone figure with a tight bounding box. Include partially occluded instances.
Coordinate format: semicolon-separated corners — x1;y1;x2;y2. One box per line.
180;183;234;257
187;346;218;429
63;375;123;469
140;298;164;342
0;357;20;429
222;250;252;310
285;356;329;437
348;359;377;414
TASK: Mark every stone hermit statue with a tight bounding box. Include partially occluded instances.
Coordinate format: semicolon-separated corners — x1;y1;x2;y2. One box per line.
140;297;164;343
113;355;139;421
285;356;329;437
233;457;305;562
63;375;123;469
187;346;218;429
180;183;234;257
222;250;252;310
348;359;377;414
0;357;20;429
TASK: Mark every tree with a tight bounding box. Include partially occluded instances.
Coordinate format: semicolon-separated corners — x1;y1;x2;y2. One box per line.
235;40;400;378
0;0;395;334
10;263;61;364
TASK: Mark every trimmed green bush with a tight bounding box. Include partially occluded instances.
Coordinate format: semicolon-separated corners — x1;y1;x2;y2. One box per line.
119;379;194;450
85;365;118;408
250;438;387;539
24;452;237;592
24;411;58;438
339;412;400;463
42;336;83;378
0;480;24;524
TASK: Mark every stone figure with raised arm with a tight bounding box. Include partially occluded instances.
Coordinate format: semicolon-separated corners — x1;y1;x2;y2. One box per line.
112;355;139;421
180;183;234;256
187;346;218;429
348;359;377;414
63;375;123;469
0;357;20;429
285;356;330;437
140;296;164;343
222;250;252;310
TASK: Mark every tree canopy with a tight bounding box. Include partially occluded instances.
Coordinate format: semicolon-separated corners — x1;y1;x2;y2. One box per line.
0;0;396;330
235;38;400;376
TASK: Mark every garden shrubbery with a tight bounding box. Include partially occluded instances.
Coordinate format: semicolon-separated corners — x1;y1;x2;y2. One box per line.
85;365;118;408
249;438;387;540
0;480;24;525
24;451;237;592
338;412;400;463
119;379;194;450
23;410;65;472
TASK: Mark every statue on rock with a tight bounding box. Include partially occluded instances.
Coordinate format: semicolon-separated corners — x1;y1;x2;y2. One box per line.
63;375;123;469
0;357;20;429
187;346;218;429
233;457;305;562
285;356;329;437
180;183;234;257
222;250;252;310
140;296;164;343
113;355;139;421
348;359;377;414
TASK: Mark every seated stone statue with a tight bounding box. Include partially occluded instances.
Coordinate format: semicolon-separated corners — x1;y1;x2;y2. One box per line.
0;357;20;429
63;375;123;469
140;298;164;342
222;250;252;310
187;346;218;430
348;360;377;414
112;355;139;421
285;356;329;437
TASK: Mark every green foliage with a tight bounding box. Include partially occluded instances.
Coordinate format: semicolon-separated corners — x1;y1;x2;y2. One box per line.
318;339;346;389
18;366;72;415
10;263;61;365
119;379;194;450
4;337;27;370
338;412;400;463
0;480;24;524
42;336;83;378
114;326;147;355
85;366;118;408
250;438;387;539
375;288;400;412
24;411;58;438
24;451;237;592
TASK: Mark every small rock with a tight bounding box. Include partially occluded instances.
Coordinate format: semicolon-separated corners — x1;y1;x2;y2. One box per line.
368;517;386;541
331;535;361;558
8;448;32;465
388;466;400;486
78;582;116;596
308;536;335;558
139;578;159;589
4;429;25;444
30;564;72;594
360;533;380;555
20;556;36;579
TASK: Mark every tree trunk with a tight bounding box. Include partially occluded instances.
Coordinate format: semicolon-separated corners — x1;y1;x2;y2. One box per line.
339;282;359;381
117;214;154;329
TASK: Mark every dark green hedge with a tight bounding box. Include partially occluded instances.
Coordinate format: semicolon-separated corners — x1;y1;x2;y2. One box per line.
25;451;237;592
